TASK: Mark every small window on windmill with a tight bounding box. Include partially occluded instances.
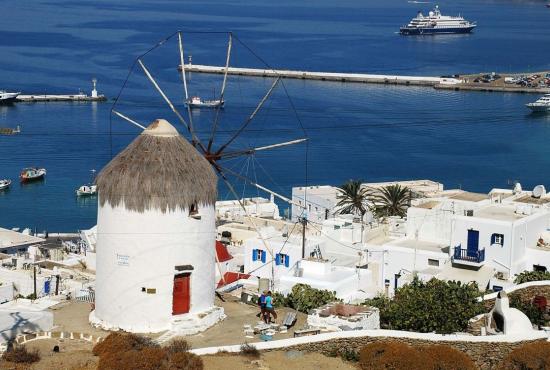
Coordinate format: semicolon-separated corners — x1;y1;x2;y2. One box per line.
189;203;200;219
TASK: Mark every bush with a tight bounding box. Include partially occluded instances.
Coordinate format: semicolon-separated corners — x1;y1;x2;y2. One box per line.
94;333;203;370
509;294;545;327
365;277;484;334
419;345;477;370
359;341;430;370
285;284;340;313
2;345;41;364
514;270;550;284
359;342;477;370
497;341;550;370
240;343;260;358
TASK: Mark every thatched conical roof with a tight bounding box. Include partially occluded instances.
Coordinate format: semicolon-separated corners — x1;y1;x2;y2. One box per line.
96;119;217;213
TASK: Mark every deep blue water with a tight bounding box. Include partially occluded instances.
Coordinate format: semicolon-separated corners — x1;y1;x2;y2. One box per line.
1;0;550;231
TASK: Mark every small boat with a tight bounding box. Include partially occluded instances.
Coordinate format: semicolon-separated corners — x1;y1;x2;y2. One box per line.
20;167;46;182
400;5;476;35
0;179;11;190
0;125;21;136
0;91;20;104
185;96;224;109
76;184;97;196
76;169;97;196
526;94;550;112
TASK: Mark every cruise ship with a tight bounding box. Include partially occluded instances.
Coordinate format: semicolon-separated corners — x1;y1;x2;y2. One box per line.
400;5;476;35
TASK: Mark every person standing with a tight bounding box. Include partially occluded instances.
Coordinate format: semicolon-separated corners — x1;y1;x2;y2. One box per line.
257;290;267;319
264;291;277;323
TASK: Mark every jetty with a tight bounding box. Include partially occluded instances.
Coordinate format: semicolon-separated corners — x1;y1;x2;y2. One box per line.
14;78;107;103
182;64;550;94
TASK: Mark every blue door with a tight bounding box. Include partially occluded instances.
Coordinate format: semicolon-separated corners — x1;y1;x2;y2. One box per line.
467;230;479;257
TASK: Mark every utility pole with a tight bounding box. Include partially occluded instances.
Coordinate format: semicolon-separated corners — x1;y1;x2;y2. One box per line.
33;264;37;298
301;216;307;259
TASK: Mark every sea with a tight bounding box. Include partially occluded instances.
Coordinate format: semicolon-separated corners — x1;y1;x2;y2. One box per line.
1;0;550;232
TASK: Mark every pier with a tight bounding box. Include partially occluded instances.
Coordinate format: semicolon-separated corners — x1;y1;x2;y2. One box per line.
183;64;550;94
16;93;107;103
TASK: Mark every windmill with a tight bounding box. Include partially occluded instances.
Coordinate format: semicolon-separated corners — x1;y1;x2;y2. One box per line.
109;31;309;289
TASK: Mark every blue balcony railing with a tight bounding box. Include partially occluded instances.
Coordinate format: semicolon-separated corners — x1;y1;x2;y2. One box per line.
453;245;485;263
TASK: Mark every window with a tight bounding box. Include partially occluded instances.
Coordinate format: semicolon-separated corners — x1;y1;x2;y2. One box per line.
252;249;266;263
275;253;290;267
491;233;504;246
492;285;503;292
428;259;439;267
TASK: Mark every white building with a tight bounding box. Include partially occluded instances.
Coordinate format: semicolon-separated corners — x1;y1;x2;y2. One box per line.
216;197;281;221
90;119;223;334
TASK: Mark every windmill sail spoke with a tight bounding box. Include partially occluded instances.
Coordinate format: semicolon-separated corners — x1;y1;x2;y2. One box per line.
219;138;307;160
138;59;207;153
112;110;147;130
215;167;276;259
219;164;304;209
215;77;280;156
178;32;196;141
207;32;233;152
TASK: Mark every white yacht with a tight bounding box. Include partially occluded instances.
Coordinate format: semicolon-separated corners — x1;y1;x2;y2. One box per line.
526;94;550;112
400;5;476;35
185;96;224;109
0;91;20;104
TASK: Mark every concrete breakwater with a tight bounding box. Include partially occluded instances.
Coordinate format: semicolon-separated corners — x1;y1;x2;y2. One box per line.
181;64;449;87
182;64;550;94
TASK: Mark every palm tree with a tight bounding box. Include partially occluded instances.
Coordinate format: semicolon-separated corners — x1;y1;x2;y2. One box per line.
370;184;412;218
336;179;371;242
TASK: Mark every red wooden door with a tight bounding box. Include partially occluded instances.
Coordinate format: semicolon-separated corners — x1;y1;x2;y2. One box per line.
173;274;190;315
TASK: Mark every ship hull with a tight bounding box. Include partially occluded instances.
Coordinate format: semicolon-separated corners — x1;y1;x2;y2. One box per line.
527;104;550;113
0;96;19;105
400;26;475;35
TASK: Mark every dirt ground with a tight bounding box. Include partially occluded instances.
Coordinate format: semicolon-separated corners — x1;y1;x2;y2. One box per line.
187;295;308;348
203;352;356;370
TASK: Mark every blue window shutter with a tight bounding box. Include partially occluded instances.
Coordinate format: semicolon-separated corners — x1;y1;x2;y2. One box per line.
253;249;258;261
491;234;496;245
261;250;266;263
284;255;290;267
275;253;281;265
501;235;504;245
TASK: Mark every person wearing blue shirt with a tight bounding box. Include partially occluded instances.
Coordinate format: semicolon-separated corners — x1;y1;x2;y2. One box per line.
257;290;267;319
264;291;277;323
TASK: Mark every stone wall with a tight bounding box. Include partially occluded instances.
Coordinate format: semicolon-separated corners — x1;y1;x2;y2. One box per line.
268;336;544;370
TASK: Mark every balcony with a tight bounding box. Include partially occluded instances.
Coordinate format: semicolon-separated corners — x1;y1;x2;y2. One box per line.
452;245;485;267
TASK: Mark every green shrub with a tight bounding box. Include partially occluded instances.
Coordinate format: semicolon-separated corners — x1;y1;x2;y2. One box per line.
364;277;484;334
509;294;545;327
285;284;339;313
513;270;550;284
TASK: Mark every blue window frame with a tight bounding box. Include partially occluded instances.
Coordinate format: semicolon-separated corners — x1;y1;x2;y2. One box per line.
491;233;504;246
252;249;267;262
275;253;290;267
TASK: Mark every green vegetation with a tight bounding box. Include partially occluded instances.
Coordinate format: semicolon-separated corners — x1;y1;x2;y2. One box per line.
513;270;550;284
509;294;546;327
369;184;412;218
364;277;484;334
259;284;339;313
336;179;371;242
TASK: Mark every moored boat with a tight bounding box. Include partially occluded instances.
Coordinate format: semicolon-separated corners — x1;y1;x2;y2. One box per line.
76;185;97;196
20;167;46;182
526;94;550;112
0;179;11;190
400;5;476;35
0;91;20;104
185;96;224;109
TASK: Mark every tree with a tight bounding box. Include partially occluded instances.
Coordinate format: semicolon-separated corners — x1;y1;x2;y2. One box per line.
369;184;411;218
364;277;484;334
336;179;371;242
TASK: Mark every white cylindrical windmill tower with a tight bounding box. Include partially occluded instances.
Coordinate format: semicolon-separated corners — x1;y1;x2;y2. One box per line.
90;118;224;333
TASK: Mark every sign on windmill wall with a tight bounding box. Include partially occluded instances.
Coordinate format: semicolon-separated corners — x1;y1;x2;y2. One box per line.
117;253;130;266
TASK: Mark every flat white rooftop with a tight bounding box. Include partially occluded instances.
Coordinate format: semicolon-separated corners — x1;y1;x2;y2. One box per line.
386;239;447;253
473;206;527;222
0;228;44;249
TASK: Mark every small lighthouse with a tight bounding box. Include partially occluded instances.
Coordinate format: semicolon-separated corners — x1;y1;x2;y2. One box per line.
90;119;224;334
91;78;98;98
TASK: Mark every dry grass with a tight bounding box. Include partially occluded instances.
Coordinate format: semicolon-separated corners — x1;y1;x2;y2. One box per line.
97;119;217;213
1;345;41;364
359;341;478;370
239;343;260;359
93;333;202;370
497;341;550;370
